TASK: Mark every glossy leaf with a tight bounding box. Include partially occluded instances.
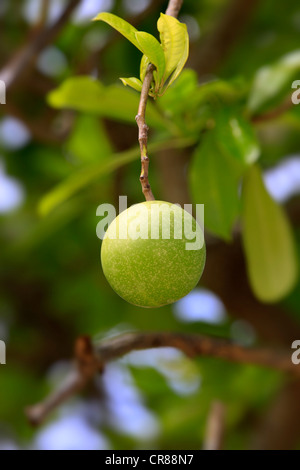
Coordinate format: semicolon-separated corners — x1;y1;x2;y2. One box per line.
189;132;240;240
94;13;166;88
158;13;189;81
247;50;300;114
163;21;189;91
120;77;143;93
242;165;298;302
93;12;139;49
135;31;165;85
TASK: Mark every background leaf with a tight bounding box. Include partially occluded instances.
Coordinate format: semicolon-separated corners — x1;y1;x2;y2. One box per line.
67;115;113;164
242;165;298;302
247;50;300;114
189;132;240;240
214;108;260;173
48;76;166;128
39;136;195;216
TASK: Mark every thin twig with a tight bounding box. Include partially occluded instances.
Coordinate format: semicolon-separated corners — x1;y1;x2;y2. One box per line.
36;0;51;30
251;98;293;123
94;332;297;373
190;0;260;76
203;401;226;450
136;63;156;201
0;0;80;89
25;336;102;426
166;0;184;18
26;331;300;427
25;370;85;426
135;0;184;201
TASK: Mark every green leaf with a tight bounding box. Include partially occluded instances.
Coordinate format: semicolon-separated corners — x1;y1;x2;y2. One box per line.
189;132;240;240
38;150;137;217
158;69;198;109
194;78;247;108
48;76;103;109
140;54;151;82
162;21;189;92
157;13;189;81
48;76;166;129
247;50;300;114
135;31;165;85
242;165;298;303
93;13;166;87
12;201;83;256
39;136;196;216
120;77;143;92
67;114;113;164
188;106;257;240
215;108;260;174
158;69;198;116
93;12;139;49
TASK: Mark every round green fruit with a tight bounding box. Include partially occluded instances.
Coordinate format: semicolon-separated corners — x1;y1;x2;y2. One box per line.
101;201;206;308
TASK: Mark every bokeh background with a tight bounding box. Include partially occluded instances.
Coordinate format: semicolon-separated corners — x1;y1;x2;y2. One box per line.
1;0;300;450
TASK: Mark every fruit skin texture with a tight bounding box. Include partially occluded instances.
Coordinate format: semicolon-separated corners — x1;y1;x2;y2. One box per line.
101;201;206;308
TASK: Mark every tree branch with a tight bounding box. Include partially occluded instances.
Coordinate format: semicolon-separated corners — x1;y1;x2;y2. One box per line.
25;336;101;426
135;0;184;201
0;0;81;89
165;0;183;18
136;63;156;201
189;0;260;76
251;98;293;124
94;332;297;372
26;331;299;427
203;401;226;450
36;0;51;30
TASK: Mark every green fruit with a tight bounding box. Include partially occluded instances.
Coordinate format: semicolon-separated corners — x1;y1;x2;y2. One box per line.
101;201;206;308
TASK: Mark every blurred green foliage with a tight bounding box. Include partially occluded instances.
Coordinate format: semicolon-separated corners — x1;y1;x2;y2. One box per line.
0;0;300;451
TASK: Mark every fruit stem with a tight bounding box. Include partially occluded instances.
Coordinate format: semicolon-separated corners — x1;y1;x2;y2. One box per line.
136;63;156;201
135;0;183;201
165;0;183;17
